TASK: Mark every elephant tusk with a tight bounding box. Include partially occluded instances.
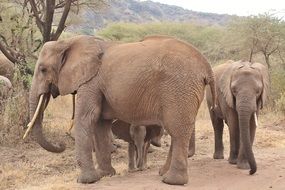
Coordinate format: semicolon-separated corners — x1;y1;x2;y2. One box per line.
254;112;259;128
67;119;74;133
23;94;44;139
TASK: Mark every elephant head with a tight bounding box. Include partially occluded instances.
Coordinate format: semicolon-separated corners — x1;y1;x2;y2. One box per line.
219;60;269;174
27;35;107;153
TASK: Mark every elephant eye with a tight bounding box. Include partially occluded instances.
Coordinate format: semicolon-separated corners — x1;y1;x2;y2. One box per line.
40;66;47;73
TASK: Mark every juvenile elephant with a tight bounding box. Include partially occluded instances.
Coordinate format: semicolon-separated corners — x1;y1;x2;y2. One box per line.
25;35;216;185
112;120;163;171
206;60;269;175
0;75;12;100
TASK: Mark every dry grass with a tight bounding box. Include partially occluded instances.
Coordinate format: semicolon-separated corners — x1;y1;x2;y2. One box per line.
0;79;29;146
0;95;284;190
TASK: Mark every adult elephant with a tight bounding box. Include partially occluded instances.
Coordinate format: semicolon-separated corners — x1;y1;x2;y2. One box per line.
25;35;216;185
0;53;14;81
206;60;269;175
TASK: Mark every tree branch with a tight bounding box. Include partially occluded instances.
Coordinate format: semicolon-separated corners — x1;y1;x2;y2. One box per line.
42;0;55;42
51;0;71;40
0;41;18;63
29;0;44;33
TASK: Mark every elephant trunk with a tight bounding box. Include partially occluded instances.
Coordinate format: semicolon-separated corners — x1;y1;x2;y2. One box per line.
237;98;257;175
29;87;65;153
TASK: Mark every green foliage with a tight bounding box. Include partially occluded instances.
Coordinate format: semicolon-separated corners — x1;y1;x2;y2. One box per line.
222;13;285;67
270;67;285;108
275;92;285;114
0;2;41;58
98;22;225;63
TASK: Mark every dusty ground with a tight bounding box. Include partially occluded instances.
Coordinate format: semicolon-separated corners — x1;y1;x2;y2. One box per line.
0;96;285;190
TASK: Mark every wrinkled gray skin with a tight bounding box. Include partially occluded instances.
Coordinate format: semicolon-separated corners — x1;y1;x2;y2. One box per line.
29;35;216;185
112;120;163;171
206;60;269;175
0;75;12;100
164;127;196;158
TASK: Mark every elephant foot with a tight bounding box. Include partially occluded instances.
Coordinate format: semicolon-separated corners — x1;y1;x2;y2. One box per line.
98;167;116;177
159;164;169;176
162;168;188;185
188;148;195;158
138;164;148;171
128;168;139;173
228;157;237;164
213;151;224;159
237;160;250;170
77;169;101;184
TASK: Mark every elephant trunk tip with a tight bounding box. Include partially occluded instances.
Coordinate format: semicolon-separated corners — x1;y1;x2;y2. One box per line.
42;142;66;153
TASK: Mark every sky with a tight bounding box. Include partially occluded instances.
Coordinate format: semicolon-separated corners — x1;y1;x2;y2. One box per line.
145;0;285;17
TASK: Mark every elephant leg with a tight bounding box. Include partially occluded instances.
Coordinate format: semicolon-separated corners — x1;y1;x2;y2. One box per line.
75;90;102;184
128;142;137;172
159;138;173;176
93;120;116;176
162;134;190;185
227;116;239;164
210;111;224;159
142;141;150;170
75;120;100;183
188;125;195;158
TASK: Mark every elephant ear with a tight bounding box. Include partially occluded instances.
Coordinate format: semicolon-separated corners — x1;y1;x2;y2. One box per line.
218;61;242;108
57;35;105;95
251;62;270;109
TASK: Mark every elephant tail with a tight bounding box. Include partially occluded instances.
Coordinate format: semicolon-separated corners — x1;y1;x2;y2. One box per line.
205;72;217;111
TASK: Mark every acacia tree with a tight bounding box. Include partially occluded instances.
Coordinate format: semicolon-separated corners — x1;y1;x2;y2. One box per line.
224;13;285;68
0;0;106;67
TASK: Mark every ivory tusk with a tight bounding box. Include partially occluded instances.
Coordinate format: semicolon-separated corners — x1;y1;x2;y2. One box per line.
254;112;259;128
23;94;44;139
67;119;74;133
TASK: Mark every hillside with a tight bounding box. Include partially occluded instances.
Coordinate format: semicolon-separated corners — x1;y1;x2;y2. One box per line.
68;0;234;33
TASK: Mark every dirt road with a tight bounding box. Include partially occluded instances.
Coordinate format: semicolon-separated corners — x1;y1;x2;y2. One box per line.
1;97;284;190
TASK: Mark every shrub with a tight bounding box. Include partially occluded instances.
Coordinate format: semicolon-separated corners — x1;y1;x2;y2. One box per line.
275;92;285;114
0;68;29;145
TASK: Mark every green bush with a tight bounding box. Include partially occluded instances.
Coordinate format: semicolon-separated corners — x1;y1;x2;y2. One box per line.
275;92;285;114
97;22;225;63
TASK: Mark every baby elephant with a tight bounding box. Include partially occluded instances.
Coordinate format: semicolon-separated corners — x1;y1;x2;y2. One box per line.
111;120;163;171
